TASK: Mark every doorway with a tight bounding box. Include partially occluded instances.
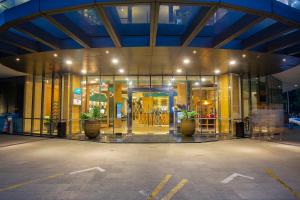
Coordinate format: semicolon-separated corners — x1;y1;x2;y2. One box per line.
128;88;174;135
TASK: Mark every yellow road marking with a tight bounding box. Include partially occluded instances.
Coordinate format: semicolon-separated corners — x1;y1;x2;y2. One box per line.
265;168;300;200
161;179;188;200
0;173;64;193
147;174;172;200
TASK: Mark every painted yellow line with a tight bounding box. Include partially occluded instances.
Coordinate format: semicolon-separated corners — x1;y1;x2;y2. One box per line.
265;168;300;200
147;174;172;200
161;179;188;200
0;173;64;193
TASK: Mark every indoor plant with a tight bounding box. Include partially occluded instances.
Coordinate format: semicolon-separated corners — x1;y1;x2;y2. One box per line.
180;110;197;137
80;107;102;139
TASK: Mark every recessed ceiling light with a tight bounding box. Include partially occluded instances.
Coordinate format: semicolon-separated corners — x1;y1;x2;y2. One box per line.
194;82;200;86
242;54;246;58
65;59;73;65
81;69;87;74
193;50;197;54
229;60;237;65
105;50;109;54
214;69;220;74
112;58;119;64
183;58;190;64
176;69;182;73
16;57;20;61
119;68;124;73
283;58;286;62
201;77;206;82
53;53;58;57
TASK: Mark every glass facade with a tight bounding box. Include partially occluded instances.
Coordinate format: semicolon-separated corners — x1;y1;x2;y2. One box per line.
22;73;247;137
22;73;284;139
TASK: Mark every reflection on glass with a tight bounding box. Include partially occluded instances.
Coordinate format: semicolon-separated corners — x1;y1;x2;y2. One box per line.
276;0;300;9
116;5;150;24
159;5;200;25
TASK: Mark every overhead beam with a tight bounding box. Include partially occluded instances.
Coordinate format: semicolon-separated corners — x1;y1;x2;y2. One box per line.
95;5;121;48
213;14;264;48
15;22;60;50
181;6;217;47
267;30;300;53
44;13;92;48
242;23;293;50
150;1;160;47
0;31;38;53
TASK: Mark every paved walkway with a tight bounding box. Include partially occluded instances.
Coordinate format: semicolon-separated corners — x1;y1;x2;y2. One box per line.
0;136;299;200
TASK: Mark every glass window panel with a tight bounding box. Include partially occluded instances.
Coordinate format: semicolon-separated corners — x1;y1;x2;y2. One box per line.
42;74;52;135
159;5;200;25
33;75;42;134
23;75;33;133
151;76;162;88
276;0;300;10
138;76;150;88
116;5;150;24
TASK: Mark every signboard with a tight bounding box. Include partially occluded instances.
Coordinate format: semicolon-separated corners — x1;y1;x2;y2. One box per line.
116;103;122;119
73;88;82;105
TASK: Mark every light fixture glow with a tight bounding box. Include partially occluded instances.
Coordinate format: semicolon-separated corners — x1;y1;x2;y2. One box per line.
295;84;298;88
183;58;190;64
65;59;73;65
171;77;175;81
81;69;87;74
193;50;197;54
119;68;124;73
168;82;172;86
176;69;182;73
16;57;20;61
214;69;220;74
53;53;58;57
201;77;206;82
112;58;119;64
229;60;237;65
105;50;109;54
242;54;246;58
283;58;286;62
194;82;200;86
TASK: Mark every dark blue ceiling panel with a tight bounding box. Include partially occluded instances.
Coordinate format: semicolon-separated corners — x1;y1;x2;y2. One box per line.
31;17;68;39
189;37;213;47
156;36;180;46
64;8;108;37
61;39;82;49
122;36;149;47
91;37;114;48
238;18;276;40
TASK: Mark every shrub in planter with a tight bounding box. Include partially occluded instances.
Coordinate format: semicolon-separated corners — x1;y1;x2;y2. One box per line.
80;107;103;139
180;110;197;137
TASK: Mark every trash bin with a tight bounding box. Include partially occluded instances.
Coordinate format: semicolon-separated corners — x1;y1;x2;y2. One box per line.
235;122;245;138
57;121;66;138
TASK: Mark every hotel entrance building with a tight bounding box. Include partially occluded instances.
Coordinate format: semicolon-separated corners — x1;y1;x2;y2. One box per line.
0;0;299;139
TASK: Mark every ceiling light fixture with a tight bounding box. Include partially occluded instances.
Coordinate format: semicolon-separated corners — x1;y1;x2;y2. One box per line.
193;50;197;54
112;58;119;64
229;60;237;65
53;53;58;57
65;59;73;65
242;54;246;58
283;58;286;62
194;82;200;86
183;58;190;64
16;57;20;61
201;77;206;82
105;50;109;54
176;69;182;73
214;69;220;74
81;69;87;74
119;68;124;73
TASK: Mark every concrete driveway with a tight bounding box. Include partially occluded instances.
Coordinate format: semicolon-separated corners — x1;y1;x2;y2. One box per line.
0;135;299;200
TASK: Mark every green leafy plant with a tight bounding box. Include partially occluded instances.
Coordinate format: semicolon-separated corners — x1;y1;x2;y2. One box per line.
181;110;197;121
80;107;103;121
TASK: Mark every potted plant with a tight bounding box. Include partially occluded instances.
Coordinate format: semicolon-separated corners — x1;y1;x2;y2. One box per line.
80;107;102;139
180;110;197;137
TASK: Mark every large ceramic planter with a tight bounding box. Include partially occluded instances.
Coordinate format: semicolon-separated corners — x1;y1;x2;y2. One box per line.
180;119;195;137
83;120;100;139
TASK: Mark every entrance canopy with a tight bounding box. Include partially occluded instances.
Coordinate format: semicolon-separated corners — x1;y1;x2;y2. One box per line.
0;0;300;75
